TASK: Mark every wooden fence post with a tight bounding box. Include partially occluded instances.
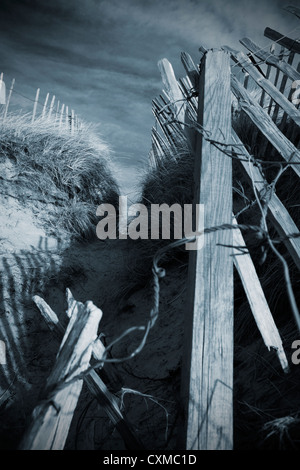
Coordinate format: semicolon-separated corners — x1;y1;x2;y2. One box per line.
65;105;69;130
32;88;40;123
180;50;233;450
4;78;15;119
71;109;75;135
42;92;49;118
59;103;65;129
55;99;60;125
48;95;55;119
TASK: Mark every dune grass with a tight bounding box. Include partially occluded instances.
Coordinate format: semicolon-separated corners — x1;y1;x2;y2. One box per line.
0;113;119;239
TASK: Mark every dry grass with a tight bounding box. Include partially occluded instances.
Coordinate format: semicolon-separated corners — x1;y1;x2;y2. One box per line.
0;113;119;239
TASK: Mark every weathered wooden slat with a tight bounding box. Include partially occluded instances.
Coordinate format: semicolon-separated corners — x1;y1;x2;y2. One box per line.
226;48;300;126
48;95;55;119
178;76;198;115
59;103;65;129
240;37;300;82
264;27;300;54
273;51;295;130
3;78;15;119
180;52;199;89
71;109;75;135
152;97;179;150
148;148;157;169
42;92;49;118
178;75;198;151
29;291;143;450
232;218;289;372
158;58;186;127
152;126;169;159
244;71;250;90
32;88;40;123
20;294;102;450
267;47;285;116
33;295;65;337
231;75;300;178
181;50;233;450
232;130;300;271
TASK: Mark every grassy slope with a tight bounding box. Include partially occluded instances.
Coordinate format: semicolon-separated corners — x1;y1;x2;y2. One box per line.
0;114;119;240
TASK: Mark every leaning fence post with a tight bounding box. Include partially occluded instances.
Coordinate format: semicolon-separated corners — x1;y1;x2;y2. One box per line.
180;49;233;450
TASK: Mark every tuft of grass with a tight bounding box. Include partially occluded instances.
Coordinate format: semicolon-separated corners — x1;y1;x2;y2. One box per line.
141;143;194;208
0;113;119;240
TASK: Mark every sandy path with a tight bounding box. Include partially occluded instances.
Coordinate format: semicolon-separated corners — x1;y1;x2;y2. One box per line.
0;190;188;449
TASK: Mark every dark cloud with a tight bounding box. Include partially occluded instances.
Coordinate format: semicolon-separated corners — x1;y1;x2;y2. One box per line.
0;0;299;194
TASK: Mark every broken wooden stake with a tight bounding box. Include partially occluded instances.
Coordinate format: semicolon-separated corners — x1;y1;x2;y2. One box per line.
19;291;102;450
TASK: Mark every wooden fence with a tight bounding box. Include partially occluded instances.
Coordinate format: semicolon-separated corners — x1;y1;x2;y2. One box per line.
0;75;79;133
17;8;300;451
149;13;300;450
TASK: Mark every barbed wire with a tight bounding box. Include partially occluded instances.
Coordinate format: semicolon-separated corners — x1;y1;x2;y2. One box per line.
34;217;300;411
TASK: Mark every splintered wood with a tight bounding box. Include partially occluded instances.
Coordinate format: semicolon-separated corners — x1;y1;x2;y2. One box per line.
19;292;103;450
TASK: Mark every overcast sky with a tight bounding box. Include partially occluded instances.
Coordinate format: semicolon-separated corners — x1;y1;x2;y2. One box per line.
1;0;299;196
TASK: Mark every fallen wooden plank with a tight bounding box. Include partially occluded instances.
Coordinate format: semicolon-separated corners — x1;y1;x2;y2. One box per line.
240;37;300;82
20;293;102;450
225;47;300;126
231;75;300;178
181;50;233;450
232;130;300;271
264;28;300;54
232;130;300;270
30;291;143;450
232;218;289;372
